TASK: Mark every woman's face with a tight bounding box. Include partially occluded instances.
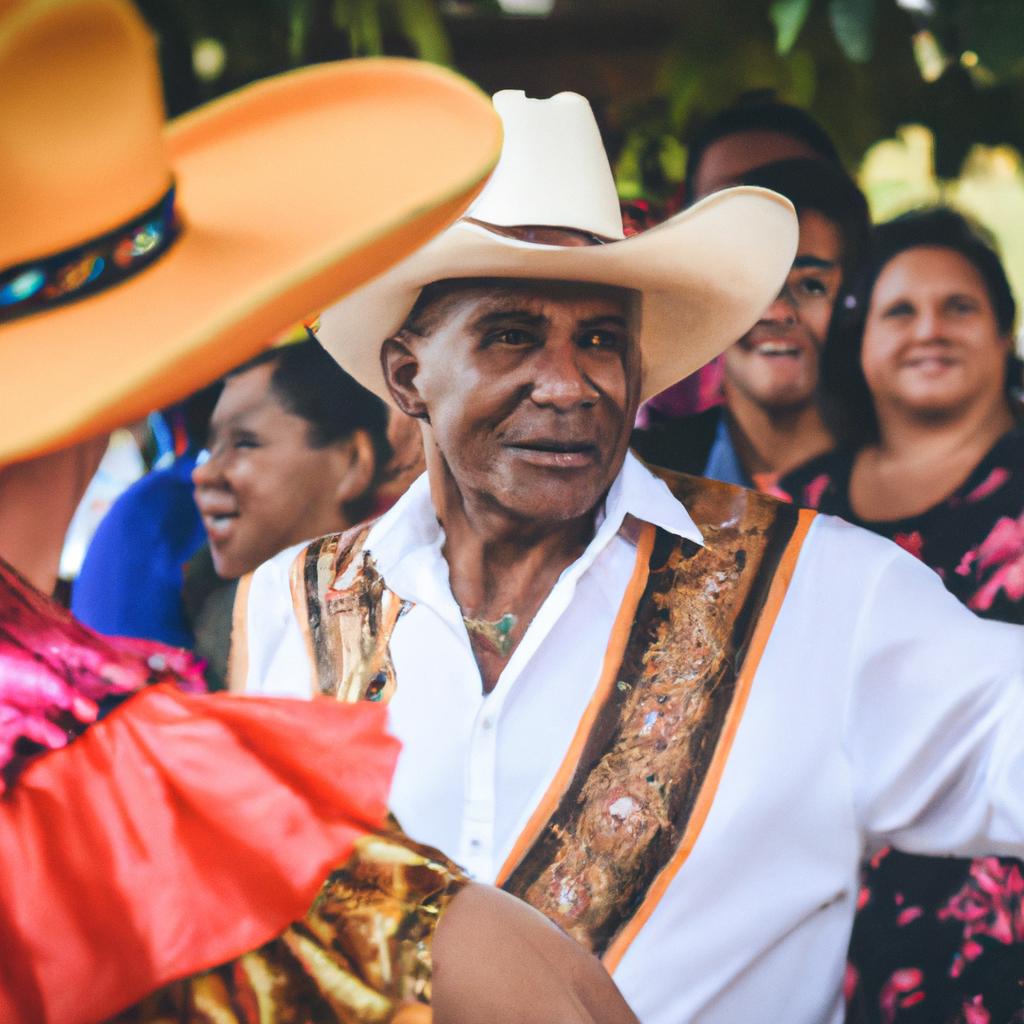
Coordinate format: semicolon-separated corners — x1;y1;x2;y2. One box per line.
192;363;366;579
861;246;1010;421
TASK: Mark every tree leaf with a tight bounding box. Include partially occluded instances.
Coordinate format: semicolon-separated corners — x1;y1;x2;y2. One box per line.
770;0;814;55
828;0;876;62
286;0;314;65
394;0;452;65
350;0;383;56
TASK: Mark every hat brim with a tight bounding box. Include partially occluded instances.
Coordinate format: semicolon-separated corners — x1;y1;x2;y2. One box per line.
0;58;502;465
317;186;798;405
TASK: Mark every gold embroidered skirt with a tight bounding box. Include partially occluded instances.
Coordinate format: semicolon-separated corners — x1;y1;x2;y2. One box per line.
113;822;466;1024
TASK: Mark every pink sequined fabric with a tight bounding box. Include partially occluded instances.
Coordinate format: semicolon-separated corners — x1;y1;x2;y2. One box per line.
0;556;205;792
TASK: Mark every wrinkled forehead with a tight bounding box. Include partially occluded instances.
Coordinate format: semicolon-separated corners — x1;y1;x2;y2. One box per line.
405;276;640;335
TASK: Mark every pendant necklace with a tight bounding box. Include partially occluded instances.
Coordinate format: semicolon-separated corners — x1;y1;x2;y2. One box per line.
462;611;518;659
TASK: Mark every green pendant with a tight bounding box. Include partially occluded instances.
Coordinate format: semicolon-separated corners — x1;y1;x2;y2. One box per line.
463;611;518;658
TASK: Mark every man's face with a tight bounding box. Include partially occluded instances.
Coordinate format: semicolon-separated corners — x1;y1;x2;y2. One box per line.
394;279;640;526
723;210;843;412
690;130;824;202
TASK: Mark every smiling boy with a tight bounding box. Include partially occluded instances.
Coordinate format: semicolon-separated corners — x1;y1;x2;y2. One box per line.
634;158;870;491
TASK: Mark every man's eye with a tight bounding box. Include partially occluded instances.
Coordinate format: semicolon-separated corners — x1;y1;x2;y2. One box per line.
796;277;828;298
579;330;622;349
490;329;536;347
233;434;260;449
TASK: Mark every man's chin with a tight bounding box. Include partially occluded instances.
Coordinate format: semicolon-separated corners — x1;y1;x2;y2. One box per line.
500;477;609;527
756;388;817;414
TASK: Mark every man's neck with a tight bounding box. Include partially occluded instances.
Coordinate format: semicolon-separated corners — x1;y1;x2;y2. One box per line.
429;462;597;693
723;387;834;480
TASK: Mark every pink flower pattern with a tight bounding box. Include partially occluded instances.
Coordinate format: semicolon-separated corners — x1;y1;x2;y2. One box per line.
802;472;831;509
892;531;925;560
968;514;1024;611
939;858;1024;950
963;994;992;1024
963;467;1011;504
777;428;1024;1024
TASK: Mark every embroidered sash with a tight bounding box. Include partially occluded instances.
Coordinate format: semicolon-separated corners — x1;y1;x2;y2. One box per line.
293;472;815;965
294;525;402;703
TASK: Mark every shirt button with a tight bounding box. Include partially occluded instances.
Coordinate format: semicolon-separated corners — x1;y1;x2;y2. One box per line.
469;838;482;849
481;715;495;730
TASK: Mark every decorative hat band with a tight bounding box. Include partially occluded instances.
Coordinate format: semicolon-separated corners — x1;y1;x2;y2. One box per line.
0;185;180;323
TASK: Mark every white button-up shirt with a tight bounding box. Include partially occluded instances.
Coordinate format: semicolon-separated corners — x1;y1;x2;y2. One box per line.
243;452;1024;1024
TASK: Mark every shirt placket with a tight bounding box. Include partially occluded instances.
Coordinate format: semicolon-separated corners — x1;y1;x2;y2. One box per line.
460;690;504;880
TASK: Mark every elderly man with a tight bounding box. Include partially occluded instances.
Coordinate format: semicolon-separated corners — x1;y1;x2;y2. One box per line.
240;91;1024;1024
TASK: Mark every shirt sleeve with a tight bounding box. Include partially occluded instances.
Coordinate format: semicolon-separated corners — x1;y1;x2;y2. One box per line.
841;536;1024;859
236;541;315;700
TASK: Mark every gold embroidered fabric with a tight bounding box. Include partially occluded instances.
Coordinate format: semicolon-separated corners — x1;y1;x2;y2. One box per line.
296;527;406;704
112;821;466;1024
500;474;803;957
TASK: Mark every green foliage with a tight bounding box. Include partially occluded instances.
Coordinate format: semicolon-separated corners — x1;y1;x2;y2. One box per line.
770;0;813;55
828;0;876;62
137;0;1024;201
333;0;384;56
769;0;877;64
394;0;451;64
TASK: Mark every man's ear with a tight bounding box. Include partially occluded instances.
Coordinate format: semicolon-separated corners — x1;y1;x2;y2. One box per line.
331;429;376;512
381;334;429;420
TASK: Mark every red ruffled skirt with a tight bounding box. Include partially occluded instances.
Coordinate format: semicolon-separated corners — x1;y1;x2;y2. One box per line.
0;685;398;1024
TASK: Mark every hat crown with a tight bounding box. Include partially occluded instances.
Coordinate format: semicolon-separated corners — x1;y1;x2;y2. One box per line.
466;90;626;241
1;0;171;269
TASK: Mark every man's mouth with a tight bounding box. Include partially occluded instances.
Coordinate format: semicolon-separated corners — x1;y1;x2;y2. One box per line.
506;438;598;468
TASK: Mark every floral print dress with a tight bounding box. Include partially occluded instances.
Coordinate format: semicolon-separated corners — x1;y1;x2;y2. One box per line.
780;425;1024;1024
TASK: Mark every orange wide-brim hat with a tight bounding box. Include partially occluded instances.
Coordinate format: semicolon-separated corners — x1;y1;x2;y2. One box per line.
0;0;502;466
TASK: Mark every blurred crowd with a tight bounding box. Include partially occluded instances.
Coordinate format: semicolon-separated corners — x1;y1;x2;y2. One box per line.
8;88;1023;1024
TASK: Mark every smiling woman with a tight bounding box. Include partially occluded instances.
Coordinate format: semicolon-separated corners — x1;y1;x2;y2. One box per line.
193;337;392;580
778;206;1024;1024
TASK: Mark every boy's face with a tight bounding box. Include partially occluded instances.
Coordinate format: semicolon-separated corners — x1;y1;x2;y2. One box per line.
723;210;843;413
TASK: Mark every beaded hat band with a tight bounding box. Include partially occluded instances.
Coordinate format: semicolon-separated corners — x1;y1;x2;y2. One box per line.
0;185;179;324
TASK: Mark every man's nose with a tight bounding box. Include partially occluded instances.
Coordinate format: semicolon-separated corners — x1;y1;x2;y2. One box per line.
759;287;798;328
529;342;599;410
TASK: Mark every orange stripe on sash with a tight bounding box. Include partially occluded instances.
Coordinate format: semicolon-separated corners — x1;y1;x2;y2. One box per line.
496;521;657;885
601;507;815;971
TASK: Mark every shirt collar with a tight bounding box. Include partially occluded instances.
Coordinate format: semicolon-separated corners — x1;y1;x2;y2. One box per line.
366;450;703;589
606;449;704;547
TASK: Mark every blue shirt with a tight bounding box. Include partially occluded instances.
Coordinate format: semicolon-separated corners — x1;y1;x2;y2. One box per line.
72;454;206;647
702;412;753;488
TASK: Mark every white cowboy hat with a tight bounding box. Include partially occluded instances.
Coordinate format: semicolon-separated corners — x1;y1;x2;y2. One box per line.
317;89;798;404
